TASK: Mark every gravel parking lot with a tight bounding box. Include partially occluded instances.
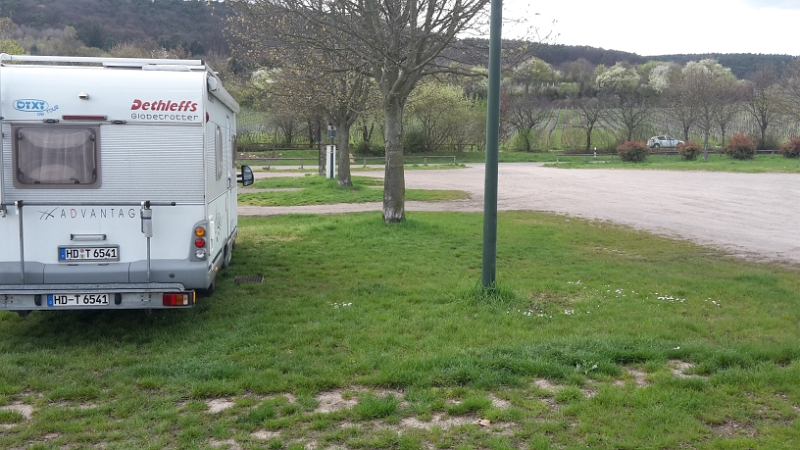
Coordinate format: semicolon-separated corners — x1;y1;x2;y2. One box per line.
242;163;800;264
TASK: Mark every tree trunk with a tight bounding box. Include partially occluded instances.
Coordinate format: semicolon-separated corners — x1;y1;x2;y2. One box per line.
337;122;352;187
383;97;405;223
720;124;726;149
760;122;768;150
682;125;690;142
585;125;593;151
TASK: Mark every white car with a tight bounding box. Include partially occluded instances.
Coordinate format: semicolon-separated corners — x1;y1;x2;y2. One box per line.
647;136;684;148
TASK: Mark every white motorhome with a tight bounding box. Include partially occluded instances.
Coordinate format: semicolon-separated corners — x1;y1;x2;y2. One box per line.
0;54;254;315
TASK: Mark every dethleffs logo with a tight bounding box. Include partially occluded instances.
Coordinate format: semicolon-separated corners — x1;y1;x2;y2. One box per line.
131;99;198;112
14;99;49;112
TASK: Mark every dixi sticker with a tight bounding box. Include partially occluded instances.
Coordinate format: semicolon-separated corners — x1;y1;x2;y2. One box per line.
14;99;49;112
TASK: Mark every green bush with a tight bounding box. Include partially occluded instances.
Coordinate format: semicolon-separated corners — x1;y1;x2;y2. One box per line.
403;129;427;153
354;140;372;156
676;141;702;161
760;133;782;151
616;140;650;162
725;133;756;160
780;136;800;158
510;130;538;152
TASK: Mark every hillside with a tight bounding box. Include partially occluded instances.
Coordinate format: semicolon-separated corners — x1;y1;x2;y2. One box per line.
0;0;793;78
0;0;232;55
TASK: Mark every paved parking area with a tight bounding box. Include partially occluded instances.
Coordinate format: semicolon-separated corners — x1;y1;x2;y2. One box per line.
242;163;800;264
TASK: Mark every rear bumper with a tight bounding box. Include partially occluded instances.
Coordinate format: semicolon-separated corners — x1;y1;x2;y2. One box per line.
0;283;195;311
0;259;213;289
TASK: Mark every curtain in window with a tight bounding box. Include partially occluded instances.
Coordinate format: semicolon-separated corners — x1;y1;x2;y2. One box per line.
16;128;96;185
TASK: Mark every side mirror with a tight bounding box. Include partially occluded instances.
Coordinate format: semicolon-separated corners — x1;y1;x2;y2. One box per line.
238;165;254;187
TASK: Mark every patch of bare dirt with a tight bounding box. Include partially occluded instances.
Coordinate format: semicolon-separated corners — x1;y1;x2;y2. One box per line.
49;402;98;410
626;368;650;387
707;419;757;438
668;360;707;379
488;394;511;409
314;390;358;413
0;402;33;420
208;438;242;450
532;379;558;393
399;413;475;430
250;430;281;440
580;387;598;398
206;398;235;414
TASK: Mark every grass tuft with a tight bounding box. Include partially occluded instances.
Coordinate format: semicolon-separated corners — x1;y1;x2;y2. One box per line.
454;282;519;307
353;395;400;420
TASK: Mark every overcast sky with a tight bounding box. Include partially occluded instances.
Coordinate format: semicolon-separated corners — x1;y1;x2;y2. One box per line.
502;0;800;56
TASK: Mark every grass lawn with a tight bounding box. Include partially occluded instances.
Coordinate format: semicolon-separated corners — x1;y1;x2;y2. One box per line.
238;175;469;207
548;153;800;173
1;212;800;449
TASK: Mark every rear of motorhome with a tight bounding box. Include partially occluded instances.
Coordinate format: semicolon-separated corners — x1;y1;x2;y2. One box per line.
0;54;253;315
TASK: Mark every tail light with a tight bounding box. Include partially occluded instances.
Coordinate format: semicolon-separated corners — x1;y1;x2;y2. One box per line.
163;292;194;307
194;226;207;259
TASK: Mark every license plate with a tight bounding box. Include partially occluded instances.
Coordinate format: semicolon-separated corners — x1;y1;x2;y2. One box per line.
59;246;119;262
48;293;110;307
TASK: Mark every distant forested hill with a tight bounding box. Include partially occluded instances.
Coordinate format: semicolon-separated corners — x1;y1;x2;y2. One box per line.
0;0;232;55
534;44;646;67
0;0;793;78
451;41;791;79
646;53;794;79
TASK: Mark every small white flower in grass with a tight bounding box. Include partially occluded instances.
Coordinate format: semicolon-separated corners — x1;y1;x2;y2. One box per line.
674;346;681;350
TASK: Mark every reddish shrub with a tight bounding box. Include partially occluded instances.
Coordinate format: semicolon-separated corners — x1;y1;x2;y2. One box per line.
725;133;756;160
676;141;702;161
780;136;800;158
616;140;650;162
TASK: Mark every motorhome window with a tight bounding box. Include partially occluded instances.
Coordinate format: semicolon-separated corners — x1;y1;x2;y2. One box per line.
215;125;223;180
231;135;237;169
14;127;99;188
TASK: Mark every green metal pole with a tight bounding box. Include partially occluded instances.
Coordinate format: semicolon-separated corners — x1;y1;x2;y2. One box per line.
482;0;502;288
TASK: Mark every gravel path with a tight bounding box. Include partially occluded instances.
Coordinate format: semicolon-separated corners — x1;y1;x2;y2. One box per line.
241;163;800;264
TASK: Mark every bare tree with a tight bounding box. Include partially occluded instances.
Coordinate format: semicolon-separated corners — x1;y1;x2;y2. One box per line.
324;72;376;187
574;95;608;151
505;91;551;152
713;81;744;148
743;65;781;150
663;72;696;142
779;59;800;123
230;0;491;223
